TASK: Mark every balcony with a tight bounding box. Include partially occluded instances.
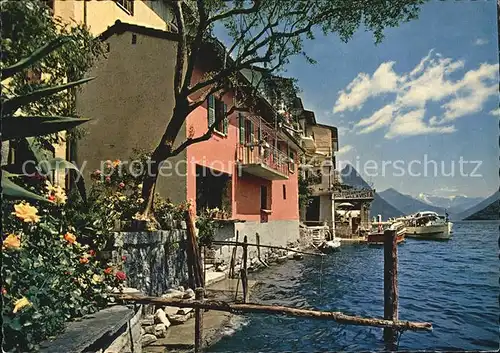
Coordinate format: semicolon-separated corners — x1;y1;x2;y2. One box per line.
301;135;316;152
333;189;374;200
236;143;289;180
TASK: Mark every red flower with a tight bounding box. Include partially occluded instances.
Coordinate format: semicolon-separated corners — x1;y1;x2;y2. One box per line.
121;255;127;262
64;271;71;275
118;182;125;189
104;267;113;275
115;271;126;281
2;287;7;295
89;250;96;256
48;195;56;201
105;176;111;183
79;257;89;264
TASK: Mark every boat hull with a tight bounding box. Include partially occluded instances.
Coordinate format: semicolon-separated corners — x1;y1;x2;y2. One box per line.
367;232;405;245
405;224;451;240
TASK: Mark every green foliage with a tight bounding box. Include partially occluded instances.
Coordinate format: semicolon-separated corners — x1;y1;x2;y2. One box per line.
1;194;125;352
299;172;317;209
195;208;222;247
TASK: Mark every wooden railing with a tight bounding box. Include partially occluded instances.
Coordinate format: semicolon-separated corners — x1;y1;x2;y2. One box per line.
236;143;290;177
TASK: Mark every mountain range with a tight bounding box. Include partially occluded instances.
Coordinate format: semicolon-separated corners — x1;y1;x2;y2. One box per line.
339;164;495;220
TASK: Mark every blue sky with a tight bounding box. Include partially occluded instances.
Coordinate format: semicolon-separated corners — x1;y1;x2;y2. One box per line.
282;1;498;199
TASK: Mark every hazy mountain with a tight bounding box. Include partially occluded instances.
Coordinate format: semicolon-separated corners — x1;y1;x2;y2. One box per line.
456;191;500;220
464;200;499;220
417;193;484;214
379;188;446;215
339;166;403;219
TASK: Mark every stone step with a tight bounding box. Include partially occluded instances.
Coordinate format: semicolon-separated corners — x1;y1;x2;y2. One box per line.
205;271;226;286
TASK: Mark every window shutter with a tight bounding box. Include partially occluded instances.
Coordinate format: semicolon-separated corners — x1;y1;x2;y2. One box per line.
223;103;228;134
257;124;262;142
207;95;215;127
249;120;254;143
239;113;245;144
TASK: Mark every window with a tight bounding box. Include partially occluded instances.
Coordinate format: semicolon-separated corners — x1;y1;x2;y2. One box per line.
207;95;228;135
282;185;287;200
288;148;296;173
114;0;134;15
260;185;268;210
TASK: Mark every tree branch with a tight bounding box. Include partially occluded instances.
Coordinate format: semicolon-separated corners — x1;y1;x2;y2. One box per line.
207;0;262;25
173;1;187;96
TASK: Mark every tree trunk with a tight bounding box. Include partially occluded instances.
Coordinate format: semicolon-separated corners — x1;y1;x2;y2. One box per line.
139;99;190;218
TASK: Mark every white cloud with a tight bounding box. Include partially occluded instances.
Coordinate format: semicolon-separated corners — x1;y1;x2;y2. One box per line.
385;109;456;139
336;144;354;155
333;62;399;113
337;126;350;136
335;50;498;138
490;107;500;117
474;38;488;46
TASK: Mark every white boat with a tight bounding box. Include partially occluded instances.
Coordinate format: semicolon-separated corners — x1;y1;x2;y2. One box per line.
319;229;341;253
401;211;453;240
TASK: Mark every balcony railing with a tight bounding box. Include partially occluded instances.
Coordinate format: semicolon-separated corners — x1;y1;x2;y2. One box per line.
333;189;374;200
236;143;290;180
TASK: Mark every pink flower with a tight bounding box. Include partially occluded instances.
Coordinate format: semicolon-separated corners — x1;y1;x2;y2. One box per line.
105;176;111;183
115;271;126;281
121;255;127;262
119;182;125;189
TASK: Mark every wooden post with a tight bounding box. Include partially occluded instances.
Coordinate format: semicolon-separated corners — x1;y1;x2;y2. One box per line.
194;287;204;353
256;233;269;267
229;231;239;279
242;235;248;303
383;229;399;348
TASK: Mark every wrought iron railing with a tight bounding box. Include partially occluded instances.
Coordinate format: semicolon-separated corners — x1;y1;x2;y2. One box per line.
236;143;290;177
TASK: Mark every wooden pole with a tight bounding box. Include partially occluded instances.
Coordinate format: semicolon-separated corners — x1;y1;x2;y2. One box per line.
212;240;323;257
194;287;204;353
242;236;248;303
229;231;239;279
383;229;399;347
114;294;432;332
256;233;269;268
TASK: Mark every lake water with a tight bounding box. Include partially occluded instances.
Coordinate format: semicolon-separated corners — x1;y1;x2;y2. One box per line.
208;221;499;352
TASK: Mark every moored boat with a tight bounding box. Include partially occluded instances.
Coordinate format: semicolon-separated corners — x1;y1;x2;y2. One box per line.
402;211;452;240
367;220;406;245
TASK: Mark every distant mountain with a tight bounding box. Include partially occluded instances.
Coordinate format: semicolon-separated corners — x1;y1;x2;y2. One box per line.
379;188;446;215
417;193;484;214
339;166;403;219
464;200;499;220
456;191;500;220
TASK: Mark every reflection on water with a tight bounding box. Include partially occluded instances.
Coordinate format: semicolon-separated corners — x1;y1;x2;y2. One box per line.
208;221;499;352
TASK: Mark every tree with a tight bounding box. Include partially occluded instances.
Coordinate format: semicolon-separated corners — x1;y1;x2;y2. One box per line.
139;0;426;217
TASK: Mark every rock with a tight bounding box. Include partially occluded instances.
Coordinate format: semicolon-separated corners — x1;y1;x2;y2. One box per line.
161;289;184;299
155;309;171;328
154;323;167;338
216;264;228;272
183;288;195;299
143;325;156;335
141;334;157;346
177;286;185;292
141;327;145;336
169;314;190;325
180;221;187;229
163;306;180;317
176;307;193;315
293;253;304;260
140;315;154;326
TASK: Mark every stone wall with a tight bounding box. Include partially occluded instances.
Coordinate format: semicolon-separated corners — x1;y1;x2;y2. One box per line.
210;219;300;266
112;228;189;296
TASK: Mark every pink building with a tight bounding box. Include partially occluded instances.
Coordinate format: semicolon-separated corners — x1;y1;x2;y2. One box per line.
76;22;303;260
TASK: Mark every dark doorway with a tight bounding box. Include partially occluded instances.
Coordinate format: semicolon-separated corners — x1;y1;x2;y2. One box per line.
260;185;268;209
196;165;231;215
306;196;320;221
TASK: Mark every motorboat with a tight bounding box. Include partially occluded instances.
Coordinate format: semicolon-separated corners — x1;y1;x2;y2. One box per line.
401;211;452;240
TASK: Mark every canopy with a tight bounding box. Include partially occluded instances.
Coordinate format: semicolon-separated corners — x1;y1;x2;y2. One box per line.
337;202;354;208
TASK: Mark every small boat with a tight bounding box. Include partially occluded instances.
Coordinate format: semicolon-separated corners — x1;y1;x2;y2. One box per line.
402;211;452;240
367;220;406;245
318;238;341;253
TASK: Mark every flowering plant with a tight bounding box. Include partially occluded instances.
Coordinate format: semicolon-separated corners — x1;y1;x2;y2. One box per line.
1;196;126;352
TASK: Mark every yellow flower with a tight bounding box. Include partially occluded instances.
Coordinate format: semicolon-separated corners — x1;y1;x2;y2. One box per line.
118;195;127;201
13;297;32;313
137;198;145;204
64;232;76;244
12;203;40;223
91;274;103;284
2;234;21;250
112;159;121;167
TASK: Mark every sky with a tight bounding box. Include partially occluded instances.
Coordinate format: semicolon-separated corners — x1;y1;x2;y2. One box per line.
281;1;498;199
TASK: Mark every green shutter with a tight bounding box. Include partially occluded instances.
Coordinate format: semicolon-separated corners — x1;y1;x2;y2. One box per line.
223;103;228;134
207;95;215;127
257;124;262;142
249;120;254;143
239;113;245;144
